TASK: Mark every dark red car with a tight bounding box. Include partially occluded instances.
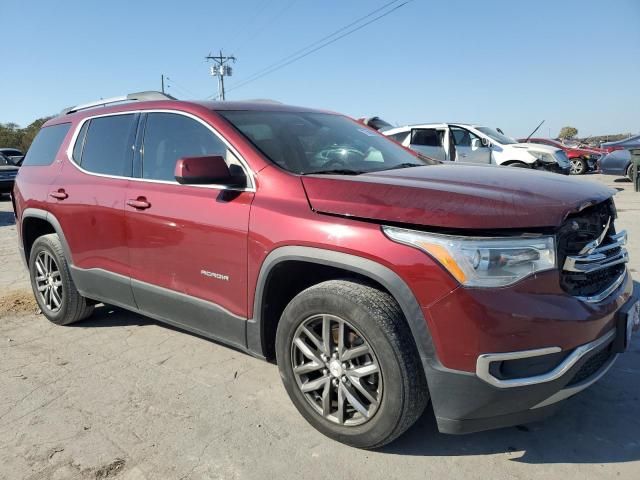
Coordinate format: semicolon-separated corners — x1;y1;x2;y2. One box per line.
12;93;638;448
519;138;603;175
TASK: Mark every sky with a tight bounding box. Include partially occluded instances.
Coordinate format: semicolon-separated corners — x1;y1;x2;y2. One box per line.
1;0;639;138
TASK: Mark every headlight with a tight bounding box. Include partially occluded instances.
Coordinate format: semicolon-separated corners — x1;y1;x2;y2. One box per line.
382;226;556;287
528;150;556;163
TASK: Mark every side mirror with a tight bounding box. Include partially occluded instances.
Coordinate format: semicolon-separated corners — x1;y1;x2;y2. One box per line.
480;137;490;147
174;155;246;187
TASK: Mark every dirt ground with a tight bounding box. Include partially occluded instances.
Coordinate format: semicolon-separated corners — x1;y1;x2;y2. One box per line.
1;174;639;480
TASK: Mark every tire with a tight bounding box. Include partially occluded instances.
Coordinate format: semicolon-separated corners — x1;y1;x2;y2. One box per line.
570;158;587;175
275;279;428;449
29;234;94;325
627;163;634;182
506;161;529;168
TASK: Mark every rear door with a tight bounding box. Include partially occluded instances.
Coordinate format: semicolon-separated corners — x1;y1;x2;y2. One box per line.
449;126;491;164
409;128;448;161
125;112;254;346
48;113;138;308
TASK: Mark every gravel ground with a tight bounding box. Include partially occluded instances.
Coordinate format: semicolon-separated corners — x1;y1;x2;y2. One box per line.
0;174;639;480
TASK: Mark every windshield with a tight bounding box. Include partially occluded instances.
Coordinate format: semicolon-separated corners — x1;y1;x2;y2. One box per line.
476;126;517;145
219;111;431;174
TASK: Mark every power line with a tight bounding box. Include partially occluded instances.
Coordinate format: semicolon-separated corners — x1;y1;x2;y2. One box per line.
165;76;200;98
228;0;274;52
222;0;407;96
234;0;298;56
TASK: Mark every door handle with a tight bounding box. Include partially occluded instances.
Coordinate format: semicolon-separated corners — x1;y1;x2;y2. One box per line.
127;197;151;210
49;189;68;200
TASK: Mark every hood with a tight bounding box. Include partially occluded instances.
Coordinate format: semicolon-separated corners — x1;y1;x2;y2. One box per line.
515;143;560;154
301;164;615;230
570;146;603;156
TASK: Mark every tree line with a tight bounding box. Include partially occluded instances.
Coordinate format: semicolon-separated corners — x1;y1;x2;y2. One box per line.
0;118;53;152
557;125;633;145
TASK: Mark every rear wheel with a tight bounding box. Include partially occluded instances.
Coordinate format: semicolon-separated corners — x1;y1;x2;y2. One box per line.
570;158;587;175
275;279;428;449
29;234;94;325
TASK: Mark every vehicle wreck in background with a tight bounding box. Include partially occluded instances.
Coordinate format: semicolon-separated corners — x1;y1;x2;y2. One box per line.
362;119;571;174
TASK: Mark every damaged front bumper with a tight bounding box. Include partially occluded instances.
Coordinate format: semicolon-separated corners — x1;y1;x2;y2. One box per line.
533;160;571;175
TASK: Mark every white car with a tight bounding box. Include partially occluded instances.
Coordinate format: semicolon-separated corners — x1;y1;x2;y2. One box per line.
381;123;571;174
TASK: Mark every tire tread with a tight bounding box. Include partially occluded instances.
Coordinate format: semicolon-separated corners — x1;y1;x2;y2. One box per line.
30;234;94;325
285;279;428;448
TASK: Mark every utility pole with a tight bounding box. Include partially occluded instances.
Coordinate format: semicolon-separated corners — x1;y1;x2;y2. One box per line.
205;50;236;100
161;74;165;94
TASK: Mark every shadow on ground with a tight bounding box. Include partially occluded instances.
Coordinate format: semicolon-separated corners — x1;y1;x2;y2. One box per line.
69;304;153;328
61;284;640;466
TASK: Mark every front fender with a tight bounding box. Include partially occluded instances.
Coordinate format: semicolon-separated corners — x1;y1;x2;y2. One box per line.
247;245;438;380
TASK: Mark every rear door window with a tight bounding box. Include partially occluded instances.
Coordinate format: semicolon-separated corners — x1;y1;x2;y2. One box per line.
411;128;443;147
80;114;138;176
409;128;447;161
22;123;71;166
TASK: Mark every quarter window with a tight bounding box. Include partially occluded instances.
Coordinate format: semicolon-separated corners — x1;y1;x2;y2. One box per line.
80;114;138;176
141;113;241;182
22;123;71;166
72;121;89;163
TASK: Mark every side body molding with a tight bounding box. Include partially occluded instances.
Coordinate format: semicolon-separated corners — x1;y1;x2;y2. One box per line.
248;246;438;376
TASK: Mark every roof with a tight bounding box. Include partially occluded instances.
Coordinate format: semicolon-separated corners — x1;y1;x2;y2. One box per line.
46;97;334;127
191;100;329;113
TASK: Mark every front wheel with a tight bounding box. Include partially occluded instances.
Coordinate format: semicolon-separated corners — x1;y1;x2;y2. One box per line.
627;163;635;182
275;280;428;449
570;158;587;175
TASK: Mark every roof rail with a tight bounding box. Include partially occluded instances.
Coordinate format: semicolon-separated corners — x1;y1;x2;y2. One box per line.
242;99;283;104
61;91;176;115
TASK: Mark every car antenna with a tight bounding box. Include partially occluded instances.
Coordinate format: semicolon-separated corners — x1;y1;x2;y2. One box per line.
524;120;545;143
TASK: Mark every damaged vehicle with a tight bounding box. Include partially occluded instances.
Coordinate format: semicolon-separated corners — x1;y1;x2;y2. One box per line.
519;138;602;175
13;93;638;448
380;122;571;174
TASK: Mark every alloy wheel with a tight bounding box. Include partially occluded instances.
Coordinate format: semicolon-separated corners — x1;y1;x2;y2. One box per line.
291;314;382;426
570;159;585;175
35;251;63;312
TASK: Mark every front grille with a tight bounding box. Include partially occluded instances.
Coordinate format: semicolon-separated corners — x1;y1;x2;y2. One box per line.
566;346;613;386
557;200;628;298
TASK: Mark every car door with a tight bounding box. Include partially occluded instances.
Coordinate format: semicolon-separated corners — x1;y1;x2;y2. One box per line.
449;126;491;164
409;128;448;161
48;113;138;308
125;111;254;347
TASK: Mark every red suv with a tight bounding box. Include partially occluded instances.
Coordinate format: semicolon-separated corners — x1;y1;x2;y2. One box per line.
12;92;639;448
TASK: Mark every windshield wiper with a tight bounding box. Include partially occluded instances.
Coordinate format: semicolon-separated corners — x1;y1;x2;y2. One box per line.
303;168;364;175
375;162;424;172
